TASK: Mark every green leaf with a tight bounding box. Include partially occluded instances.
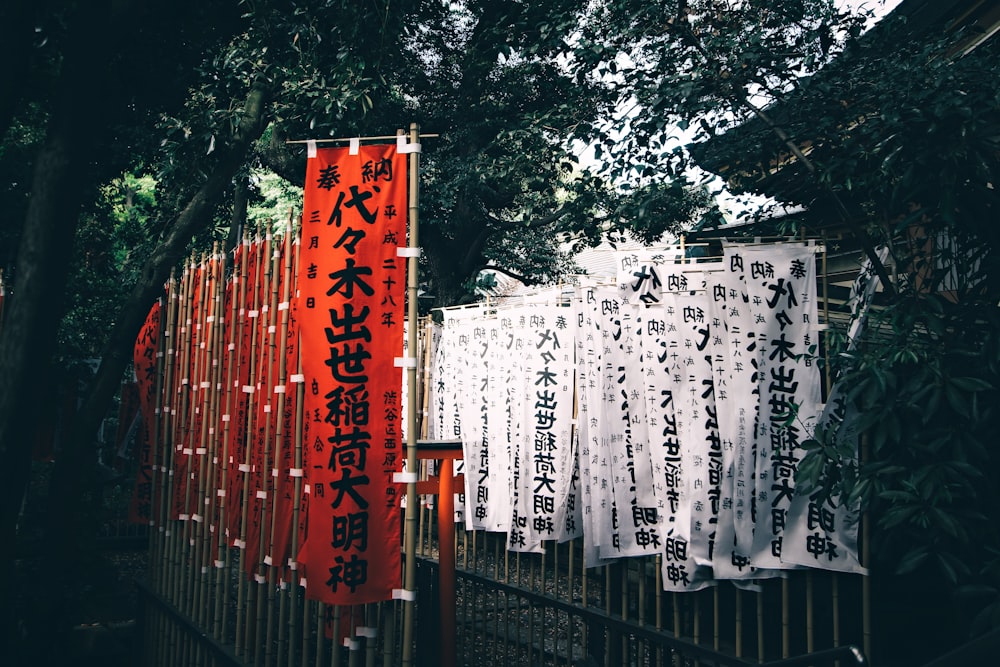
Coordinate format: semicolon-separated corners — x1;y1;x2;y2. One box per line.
944;383;971;418
950;376;994;392
896;548;929;575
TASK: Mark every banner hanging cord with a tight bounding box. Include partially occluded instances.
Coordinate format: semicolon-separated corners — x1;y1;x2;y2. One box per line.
285;133;439;144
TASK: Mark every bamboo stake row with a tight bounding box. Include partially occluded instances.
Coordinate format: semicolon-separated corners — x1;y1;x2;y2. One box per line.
142;222;407;666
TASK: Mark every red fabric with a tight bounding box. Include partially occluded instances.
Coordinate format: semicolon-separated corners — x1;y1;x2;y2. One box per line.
298;144;406;605
130;300;162;524
228;242;259;541
269;233;299;572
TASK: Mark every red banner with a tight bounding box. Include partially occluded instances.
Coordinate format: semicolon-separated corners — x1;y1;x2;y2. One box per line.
298;144;406;605
131;299;162;524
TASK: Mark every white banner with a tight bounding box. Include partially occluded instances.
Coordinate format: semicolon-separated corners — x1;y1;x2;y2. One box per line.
706;271;756;579
458;306;493;531
505;305;543;553
575;285;614;567
732;243;823;570
522;299;576;544
781;248;884;574
658;285;715;591
720;248;764;568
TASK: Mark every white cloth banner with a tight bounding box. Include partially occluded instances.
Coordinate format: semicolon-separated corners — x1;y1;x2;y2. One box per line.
614;289;658;508
706;271;756;579
484;315;512;532
521;299;576;544
595;287;664;559
657;284;715;591
414;239;864;587
781;248;885;574
458;306;493;531
720;248;764;567
575;285;614;567
505;305;544;553
427;320;454;441
730;243;823;570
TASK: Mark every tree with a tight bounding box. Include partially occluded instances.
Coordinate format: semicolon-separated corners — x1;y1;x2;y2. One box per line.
257;0;720;307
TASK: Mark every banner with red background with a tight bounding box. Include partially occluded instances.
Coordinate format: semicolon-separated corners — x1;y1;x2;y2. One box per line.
298;144;406;605
130;299;162;524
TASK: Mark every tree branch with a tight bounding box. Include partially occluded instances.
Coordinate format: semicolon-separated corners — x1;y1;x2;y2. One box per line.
672;21;897;296
477;264;538;285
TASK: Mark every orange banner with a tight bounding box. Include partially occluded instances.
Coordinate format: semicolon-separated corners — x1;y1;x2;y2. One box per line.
298;144;406;605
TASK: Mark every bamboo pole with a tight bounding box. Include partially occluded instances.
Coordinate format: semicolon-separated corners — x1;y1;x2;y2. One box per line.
530;553;538;664
198;252;223;628
400;123;422;667
236;232;266;656
265;223;296;666
757;588;764;663
224;235;253;642
175;258;200;660
782;577;790;658
193;251;216;628
621;562;629;663
279;223;301;667
186;252;209;620
202;251;228;633
164;262;188;607
254;229;281;667
638;559;646;667
193;248;224;627
693;589;700;657
382;599;396;667
735;587;743;658
807;572;815;654
301;592;313;667
832;575;841;667
181;254;210;616
713;585;720;653
364;603;377;667
154;274;179;656
147;291;168;583
215;240;244;640
862;435;872;662
162;268;183;606
168;259;197;609
190;253;217;667
289;232;307;667
247;229;275;662
154;273;178;593
655;555;663;667
331;605;342;667
673;593;682;667
314;602;325;667
493;532;501;664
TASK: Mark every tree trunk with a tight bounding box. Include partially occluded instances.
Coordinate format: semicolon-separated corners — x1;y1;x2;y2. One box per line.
0;4;124;654
0;120;93;661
